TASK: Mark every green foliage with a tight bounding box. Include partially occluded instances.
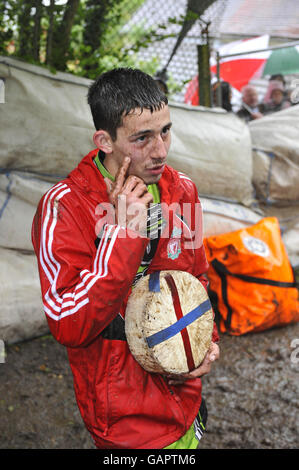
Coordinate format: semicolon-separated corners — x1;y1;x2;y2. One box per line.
70;0;157;78
0;0;190;96
0;0;17;55
0;0;159;76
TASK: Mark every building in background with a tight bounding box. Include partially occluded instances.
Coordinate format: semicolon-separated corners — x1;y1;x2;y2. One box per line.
127;0;299;106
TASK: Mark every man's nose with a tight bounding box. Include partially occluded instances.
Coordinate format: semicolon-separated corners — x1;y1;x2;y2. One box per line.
152;135;168;160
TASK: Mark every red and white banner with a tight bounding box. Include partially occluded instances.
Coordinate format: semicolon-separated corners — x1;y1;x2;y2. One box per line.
185;35;270;105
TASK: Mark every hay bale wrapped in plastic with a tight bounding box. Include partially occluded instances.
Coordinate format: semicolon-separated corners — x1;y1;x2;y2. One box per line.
125;270;214;375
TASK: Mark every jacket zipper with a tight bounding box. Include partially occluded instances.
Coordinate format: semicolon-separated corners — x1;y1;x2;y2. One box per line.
159;376;187;434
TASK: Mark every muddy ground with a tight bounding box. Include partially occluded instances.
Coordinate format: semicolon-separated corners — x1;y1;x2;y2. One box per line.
0;322;298;450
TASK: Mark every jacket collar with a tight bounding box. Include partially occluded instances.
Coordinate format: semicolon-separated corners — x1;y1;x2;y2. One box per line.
68;149;183;205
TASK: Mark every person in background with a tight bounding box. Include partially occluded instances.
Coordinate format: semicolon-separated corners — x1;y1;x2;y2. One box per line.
260;80;291;115
236;85;264;122
269;73;286;86
212;81;232;112
263;74;286;104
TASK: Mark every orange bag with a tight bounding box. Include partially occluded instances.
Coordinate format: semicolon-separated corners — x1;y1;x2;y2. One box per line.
204;217;299;335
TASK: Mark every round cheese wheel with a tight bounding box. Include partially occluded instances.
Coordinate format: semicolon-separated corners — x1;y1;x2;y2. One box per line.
125;270;214;375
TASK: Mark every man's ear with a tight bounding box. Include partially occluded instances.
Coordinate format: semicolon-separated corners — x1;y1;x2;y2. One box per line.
93;130;113;154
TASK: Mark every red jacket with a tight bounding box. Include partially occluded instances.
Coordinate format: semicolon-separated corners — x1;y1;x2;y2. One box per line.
32;149;219;449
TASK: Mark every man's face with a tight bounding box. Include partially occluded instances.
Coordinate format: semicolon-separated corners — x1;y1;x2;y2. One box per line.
106;104;172;185
271;89;284;105
243;88;258;108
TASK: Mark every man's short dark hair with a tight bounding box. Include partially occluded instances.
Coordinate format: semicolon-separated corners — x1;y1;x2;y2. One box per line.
87;68;168;140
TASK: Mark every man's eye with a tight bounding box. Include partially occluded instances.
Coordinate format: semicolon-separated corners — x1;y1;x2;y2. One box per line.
136;135;147;142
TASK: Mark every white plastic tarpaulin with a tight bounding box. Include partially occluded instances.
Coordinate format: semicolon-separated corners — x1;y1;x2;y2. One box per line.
168;103;254;206
0;56;94;177
201;196;262;237
248;105;299;267
0;171;52;251
249;105;299;205
0;248;48;344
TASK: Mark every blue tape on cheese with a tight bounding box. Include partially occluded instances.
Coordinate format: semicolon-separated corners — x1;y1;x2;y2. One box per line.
145;298;211;348
149;271;161;292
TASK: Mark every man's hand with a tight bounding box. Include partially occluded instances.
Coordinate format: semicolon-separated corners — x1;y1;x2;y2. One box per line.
251;111;263;120
166;342;220;386
105;157;153;236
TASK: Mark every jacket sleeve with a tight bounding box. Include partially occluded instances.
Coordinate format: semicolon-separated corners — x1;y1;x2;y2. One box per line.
31;185;148;348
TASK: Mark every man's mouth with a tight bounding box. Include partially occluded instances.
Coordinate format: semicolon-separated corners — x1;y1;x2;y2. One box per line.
146;164;165;175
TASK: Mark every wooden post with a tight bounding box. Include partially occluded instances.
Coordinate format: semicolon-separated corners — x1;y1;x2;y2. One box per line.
197;42;211;107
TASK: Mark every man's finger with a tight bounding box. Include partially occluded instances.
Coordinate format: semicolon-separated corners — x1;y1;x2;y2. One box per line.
131;181;148;198
113;157;131;193
177;343;220;380
121;175;144;194
208;342;220;362
104;177;112;194
140;192;154;206
109;157;131;205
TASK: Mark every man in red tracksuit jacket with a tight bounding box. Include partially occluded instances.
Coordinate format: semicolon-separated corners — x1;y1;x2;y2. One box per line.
32;68;219;449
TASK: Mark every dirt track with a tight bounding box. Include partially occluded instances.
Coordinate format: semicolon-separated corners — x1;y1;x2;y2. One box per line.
0;321;298;449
